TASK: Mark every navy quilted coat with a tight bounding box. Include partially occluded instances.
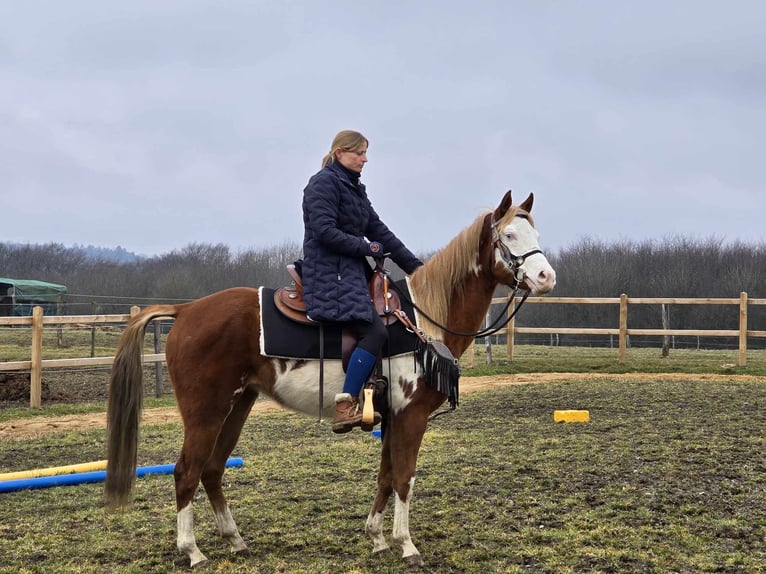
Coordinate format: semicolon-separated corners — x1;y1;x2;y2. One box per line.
302;161;422;323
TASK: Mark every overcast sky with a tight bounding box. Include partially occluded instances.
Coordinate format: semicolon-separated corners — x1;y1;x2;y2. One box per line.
1;1;764;257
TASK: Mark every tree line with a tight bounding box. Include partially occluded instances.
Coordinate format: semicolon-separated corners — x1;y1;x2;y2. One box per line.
513;236;766;349
1;236;764;348
0;241;302;314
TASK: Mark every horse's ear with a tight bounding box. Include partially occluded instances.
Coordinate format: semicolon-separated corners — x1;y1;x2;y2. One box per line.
520;192;534;213
494;189;514;220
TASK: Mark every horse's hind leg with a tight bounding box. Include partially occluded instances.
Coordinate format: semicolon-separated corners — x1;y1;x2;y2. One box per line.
174;399;241;568
200;385;259;557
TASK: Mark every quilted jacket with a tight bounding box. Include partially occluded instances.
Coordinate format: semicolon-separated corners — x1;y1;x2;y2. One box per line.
301;160;422;323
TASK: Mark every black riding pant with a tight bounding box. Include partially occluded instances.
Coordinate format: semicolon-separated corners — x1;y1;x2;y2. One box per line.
345;313;388;357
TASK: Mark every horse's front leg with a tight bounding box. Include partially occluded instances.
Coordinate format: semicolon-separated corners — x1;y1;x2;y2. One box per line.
366;432;394;554
388;406;430;567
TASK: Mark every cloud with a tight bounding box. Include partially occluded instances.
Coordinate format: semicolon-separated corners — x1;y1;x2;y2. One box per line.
0;1;764;256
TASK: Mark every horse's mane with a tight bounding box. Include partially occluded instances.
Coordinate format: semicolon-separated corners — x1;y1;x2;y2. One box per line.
408;210;491;339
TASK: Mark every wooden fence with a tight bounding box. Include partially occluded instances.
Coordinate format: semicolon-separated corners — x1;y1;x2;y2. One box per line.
465;292;766;368
2;294;765;407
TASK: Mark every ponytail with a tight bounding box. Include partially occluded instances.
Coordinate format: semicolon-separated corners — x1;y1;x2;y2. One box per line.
321;151;335;168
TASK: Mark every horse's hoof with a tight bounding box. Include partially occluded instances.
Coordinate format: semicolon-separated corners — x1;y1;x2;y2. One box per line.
373;547;393;556
404;554;424;568
233;548;252;558
190;558;209;569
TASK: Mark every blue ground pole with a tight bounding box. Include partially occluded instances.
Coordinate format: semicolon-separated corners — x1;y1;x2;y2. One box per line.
0;457;244;493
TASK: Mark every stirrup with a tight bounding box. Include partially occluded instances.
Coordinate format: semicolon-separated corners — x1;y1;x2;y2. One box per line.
360;386;381;432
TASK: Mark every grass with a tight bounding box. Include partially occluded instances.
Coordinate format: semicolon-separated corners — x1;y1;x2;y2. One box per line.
0;325;128;361
1;377;764;573
461;343;766;377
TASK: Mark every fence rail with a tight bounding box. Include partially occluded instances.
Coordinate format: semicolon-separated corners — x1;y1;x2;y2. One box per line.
491;292;766;367
2;293;765;407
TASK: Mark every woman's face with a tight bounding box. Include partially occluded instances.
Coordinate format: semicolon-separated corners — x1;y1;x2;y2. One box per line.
335;145;368;173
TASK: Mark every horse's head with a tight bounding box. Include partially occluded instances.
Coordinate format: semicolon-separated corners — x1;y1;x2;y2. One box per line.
489;190;556;295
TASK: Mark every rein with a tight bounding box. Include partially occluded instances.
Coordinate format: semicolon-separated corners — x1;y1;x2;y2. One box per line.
388;211;542;339
379;210;546;420
389;281;530;339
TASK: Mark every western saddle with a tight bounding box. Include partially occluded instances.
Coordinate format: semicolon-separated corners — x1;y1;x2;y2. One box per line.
274;263;402;326
274;262;421;372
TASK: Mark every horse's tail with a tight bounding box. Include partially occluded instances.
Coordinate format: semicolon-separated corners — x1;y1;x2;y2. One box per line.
104;305;178;509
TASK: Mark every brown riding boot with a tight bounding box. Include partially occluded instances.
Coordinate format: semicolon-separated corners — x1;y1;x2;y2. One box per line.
332;393;363;434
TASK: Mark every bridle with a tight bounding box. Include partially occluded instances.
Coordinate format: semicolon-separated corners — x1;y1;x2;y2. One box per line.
490;210;544;288
389;211;546;339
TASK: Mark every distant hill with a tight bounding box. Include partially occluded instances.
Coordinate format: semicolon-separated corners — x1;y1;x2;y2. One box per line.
3;242;144;264
75;244;145;263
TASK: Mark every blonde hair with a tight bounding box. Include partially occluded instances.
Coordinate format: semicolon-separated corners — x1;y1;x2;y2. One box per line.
321;130;369;168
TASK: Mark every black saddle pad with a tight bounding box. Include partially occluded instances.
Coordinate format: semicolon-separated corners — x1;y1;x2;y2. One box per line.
259;281;418;360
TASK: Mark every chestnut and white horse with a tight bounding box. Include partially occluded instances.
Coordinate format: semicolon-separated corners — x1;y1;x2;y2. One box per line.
104;190;556;568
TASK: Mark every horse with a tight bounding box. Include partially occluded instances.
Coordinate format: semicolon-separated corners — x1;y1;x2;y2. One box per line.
104;190;556;568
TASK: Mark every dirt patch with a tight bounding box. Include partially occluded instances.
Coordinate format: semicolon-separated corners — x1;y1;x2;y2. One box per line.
1;372;761;440
0;372;41;401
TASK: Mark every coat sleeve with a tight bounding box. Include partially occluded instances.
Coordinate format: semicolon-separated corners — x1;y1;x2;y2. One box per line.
303;173;372;257
364;199;423;274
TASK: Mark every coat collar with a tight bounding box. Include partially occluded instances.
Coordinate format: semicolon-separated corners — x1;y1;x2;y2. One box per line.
327;160;362;189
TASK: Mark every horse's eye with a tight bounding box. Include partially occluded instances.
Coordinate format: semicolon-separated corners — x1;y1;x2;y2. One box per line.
505;233;515;241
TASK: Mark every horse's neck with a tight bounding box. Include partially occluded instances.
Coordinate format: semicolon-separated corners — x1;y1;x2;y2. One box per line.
441;272;497;358
409;211;496;357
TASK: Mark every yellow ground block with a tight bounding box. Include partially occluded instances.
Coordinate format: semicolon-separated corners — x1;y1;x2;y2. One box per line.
553;410;590;423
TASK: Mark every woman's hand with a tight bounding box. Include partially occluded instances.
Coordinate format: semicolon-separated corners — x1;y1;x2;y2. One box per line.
368;241;384;256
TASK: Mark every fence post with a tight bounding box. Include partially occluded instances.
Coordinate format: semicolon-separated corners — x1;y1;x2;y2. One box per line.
482;315;491;364
30;306;43;408
618;293;628;363
506;291;516;362
661;304;670;357
738;292;748;366
154;320;163;397
56;293;64;348
90;302;97;358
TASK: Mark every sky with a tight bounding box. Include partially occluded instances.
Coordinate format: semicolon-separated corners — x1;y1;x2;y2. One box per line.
1;1;764;257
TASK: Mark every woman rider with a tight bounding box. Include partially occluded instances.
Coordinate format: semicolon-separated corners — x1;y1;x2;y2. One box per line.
302;130;423;433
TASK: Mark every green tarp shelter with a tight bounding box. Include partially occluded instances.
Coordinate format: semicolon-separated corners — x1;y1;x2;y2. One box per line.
0;278;67;317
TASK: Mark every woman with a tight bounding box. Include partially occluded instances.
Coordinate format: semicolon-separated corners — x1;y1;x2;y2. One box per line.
302;130;423;433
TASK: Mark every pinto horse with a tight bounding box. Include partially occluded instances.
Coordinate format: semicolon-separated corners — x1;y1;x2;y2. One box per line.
104;190;556;568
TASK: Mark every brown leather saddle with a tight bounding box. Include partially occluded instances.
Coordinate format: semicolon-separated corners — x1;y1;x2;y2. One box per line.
274;263;407;370
273;264;313;325
274;264;402;326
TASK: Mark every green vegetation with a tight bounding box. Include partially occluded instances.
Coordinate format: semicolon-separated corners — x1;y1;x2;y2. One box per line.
461;344;766;377
1;378;764;573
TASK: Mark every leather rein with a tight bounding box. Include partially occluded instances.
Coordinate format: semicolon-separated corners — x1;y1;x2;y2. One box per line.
389;212;544;339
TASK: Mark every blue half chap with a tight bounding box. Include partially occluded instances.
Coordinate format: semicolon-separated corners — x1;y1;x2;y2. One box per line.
342;347;377;396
